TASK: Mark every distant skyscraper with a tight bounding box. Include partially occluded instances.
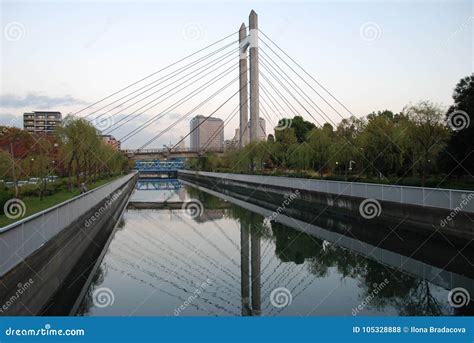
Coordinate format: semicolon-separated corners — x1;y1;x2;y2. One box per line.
257;117;266;140
23;111;62;135
190;115;224;151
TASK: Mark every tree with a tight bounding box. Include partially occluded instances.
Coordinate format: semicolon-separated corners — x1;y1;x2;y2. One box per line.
360;113;407;177
404;101;450;185
288;116;316;143
307;127;333;176
334;116;364;179
274;127;298;168
439;74;474;177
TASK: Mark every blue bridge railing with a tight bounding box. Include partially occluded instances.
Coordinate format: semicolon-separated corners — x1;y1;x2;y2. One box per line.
136;179;182;191
134;160;185;172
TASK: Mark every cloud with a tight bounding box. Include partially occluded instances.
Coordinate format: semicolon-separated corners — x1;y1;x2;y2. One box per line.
0;93;88;109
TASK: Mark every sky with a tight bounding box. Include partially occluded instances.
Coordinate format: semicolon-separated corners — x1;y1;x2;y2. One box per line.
1;0;472;149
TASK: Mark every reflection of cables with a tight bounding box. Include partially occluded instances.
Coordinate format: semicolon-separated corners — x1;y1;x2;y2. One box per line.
137;226;240;295
107;264;216;315
75;29;241;117
122;237;239;308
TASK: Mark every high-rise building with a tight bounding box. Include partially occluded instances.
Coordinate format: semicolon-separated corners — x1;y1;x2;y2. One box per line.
257;117;266;140
190;115;224;151
23;111;62;135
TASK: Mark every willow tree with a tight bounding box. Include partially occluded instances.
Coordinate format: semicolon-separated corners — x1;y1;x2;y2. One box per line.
56;116;100;190
404;101;449;186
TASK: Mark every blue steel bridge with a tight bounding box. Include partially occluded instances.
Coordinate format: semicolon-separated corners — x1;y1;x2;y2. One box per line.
134;160;185;173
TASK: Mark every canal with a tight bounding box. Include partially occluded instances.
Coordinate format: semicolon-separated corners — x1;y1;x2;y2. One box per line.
76;178;472;316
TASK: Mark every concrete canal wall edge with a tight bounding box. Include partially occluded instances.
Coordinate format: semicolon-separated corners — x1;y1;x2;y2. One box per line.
0;173;138;316
178;170;473;240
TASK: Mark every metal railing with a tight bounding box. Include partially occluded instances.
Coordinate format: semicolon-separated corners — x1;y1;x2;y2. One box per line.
0;173;137;277
179;170;474;213
121;147;224;154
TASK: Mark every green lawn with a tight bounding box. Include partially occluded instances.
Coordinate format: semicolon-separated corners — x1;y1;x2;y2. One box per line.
0;176;120;228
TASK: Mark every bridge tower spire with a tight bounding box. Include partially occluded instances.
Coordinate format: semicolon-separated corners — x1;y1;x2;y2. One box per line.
238;23;249;147
248;10;260;143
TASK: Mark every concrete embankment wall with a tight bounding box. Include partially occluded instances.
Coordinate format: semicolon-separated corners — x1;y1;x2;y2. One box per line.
0;173;138;316
178;170;473;241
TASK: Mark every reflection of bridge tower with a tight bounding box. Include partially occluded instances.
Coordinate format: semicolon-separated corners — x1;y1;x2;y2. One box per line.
240;221;261;316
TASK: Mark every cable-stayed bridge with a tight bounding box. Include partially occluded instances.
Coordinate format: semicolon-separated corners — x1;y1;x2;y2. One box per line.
73;10;354;161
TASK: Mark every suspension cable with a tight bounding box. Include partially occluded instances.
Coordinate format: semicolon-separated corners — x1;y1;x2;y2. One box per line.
74;29;243;116
258;30;355;118
91;43;239;121
118;64;239;142
104;50;239;134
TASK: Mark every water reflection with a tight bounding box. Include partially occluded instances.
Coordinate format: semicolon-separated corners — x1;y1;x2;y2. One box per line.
77;181;472;316
136;179;182;191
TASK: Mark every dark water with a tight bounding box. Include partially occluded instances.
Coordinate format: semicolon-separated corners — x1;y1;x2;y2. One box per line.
77;179;472;316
